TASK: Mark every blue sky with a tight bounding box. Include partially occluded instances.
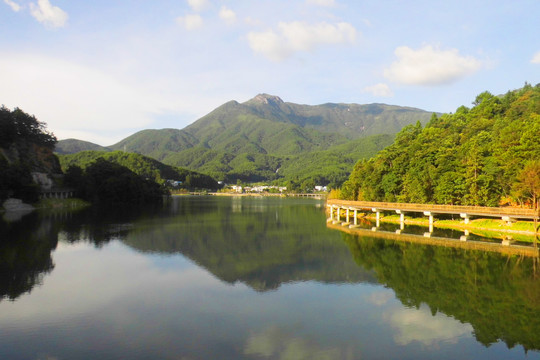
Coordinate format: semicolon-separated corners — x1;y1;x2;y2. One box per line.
1;0;539;145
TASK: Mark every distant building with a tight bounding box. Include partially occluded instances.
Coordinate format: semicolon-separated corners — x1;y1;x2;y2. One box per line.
166;180;183;187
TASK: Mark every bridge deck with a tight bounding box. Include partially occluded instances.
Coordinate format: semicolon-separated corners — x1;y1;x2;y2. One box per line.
327;199;539;220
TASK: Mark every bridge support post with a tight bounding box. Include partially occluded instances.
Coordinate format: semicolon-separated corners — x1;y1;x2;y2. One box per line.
424;211;434;233
396;210;405;230
329;206;334;221
372;208;380;227
344;208;350;226
460;213;470;224
502;216;515;226
353;209;358;225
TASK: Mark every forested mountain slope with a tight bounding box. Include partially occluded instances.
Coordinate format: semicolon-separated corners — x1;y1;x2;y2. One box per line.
57;94;432;185
109;94;434;158
340;84;540;208
58;150;218;189
55;138;110;154
0;106;60;202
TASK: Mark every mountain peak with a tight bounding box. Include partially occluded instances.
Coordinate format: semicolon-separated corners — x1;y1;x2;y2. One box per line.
250;93;284;106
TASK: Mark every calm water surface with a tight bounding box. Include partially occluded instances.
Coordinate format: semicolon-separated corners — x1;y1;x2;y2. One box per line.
0;196;538;360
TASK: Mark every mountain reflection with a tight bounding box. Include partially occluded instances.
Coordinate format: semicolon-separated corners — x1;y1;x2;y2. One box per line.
121;196;377;290
1;196;539;355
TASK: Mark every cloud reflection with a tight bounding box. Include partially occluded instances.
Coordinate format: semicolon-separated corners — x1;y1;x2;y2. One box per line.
365;289;394;306
384;305;473;347
244;325;355;360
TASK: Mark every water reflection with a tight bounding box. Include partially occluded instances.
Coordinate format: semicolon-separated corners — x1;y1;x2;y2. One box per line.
0;212;57;300
383;305;473;346
0;196;538;359
342;233;540;352
121;197;376;291
244;325;355;360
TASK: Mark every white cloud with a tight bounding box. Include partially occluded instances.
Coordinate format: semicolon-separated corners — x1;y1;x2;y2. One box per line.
176;14;203;30
248;21;357;61
247;30;290;61
306;0;335;6
531;51;540;64
4;0;21;12
384;45;483;86
363;83;393;97
29;0;68;28
244;16;262;27
0;53;175;145
219;6;236;25
187;0;208;12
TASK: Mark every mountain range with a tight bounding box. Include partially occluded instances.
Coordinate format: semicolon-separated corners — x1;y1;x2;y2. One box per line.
56;94;437;186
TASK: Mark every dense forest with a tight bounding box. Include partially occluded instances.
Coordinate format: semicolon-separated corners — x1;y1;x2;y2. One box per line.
340;84;540;208
0;106;219;206
0;106;59;203
59;150;219;190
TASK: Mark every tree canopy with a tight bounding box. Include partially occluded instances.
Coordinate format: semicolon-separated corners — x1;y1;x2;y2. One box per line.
0;106;56;149
340;84;540;208
59;150;219;190
0;106;58;203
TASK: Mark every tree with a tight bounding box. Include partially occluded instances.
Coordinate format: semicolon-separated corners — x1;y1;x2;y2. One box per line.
79;158;164;204
339;85;540;206
513;161;540;210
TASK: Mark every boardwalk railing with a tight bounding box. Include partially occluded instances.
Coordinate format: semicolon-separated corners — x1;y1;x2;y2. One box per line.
287;193;326;199
327;199;539;220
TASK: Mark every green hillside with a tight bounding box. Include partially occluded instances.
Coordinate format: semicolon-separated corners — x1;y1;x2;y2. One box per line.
58;150;218;189
340;84;540;208
57;94;435;185
153;134;393;185
55;138;110;154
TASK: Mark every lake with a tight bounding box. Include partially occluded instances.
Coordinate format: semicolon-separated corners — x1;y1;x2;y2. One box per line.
0;196;539;360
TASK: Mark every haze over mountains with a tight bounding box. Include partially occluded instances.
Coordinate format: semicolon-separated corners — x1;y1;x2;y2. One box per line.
56;94;437;185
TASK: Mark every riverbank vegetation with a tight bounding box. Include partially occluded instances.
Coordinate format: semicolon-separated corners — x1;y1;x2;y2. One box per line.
0;106;59;204
2;106;212;207
63;158;166;205
340;84;540;209
58;150;219;190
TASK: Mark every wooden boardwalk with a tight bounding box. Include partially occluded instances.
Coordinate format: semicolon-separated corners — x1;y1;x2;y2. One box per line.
287;193;326;199
327;199;539;220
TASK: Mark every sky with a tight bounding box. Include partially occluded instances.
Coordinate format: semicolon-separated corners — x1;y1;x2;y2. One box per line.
1;0;539;146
